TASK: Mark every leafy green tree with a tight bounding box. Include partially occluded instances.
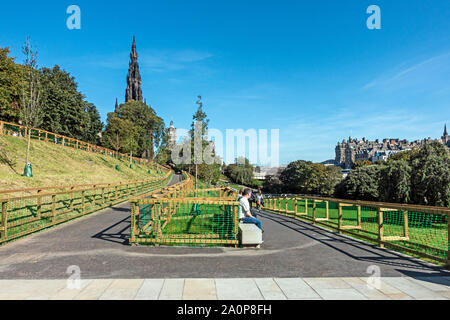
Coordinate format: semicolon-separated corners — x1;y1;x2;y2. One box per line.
81;103;103;145
40;65;102;143
0;47;23;122
102;113;136;157
378;160;411;203
334;165;382;201
321;165;343;195
409;141;450;206
388;149;419;162
115;100;164;158
352;159;372;169
263;174;283;194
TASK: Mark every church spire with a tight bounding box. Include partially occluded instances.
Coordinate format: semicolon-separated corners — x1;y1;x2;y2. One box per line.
444;124;448;137
125;36;143;102
114;98;119;113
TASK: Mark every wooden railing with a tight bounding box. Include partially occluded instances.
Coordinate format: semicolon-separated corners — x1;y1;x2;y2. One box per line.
0;120;170;171
265;195;450;267
0;171;173;245
129;174;240;247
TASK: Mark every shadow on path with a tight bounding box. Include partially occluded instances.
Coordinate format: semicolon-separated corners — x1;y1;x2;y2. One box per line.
257;210;449;276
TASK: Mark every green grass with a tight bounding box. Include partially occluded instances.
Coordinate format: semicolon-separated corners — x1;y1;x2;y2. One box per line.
268;198;448;265
0;135;165;191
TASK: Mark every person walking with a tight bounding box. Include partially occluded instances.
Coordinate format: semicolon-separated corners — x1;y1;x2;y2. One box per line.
255;188;264;212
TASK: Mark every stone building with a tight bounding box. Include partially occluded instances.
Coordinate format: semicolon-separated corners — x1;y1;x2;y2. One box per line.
167;120;177;150
334;127;449;169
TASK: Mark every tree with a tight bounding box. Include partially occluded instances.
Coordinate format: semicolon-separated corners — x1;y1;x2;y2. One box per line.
263;174;283;194
334;165;382;201
352;159;372;169
321;165;343;195
20;37;43;169
0;47;23;122
40;65;103;143
409;141;450;206
102;114;136;157
181;95;220;190
115;100;164;158
81;102;103;145
223;157;256;186
279;160;333;194
378;160;411;203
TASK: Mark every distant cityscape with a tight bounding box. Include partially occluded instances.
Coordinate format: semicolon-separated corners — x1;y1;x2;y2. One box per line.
254;125;449;180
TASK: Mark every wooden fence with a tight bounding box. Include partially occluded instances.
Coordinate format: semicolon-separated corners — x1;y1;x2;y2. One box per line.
130;175;240;247
0;120;170;171
0;171;173;244
265;195;450;266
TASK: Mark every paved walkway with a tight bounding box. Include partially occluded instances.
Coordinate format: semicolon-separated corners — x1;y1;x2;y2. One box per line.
0;175;449;300
0;277;449;300
0;205;448;279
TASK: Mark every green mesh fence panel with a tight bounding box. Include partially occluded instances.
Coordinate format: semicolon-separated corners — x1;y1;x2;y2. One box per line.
0;175;172;245
266;197;449;264
132;199;239;247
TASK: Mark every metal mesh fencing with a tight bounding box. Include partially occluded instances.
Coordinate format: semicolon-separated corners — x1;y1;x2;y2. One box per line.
131;199;239;247
0;173;173;244
266;196;449;265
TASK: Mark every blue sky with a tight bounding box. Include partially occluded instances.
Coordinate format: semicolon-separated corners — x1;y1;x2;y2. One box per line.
1;0;449;165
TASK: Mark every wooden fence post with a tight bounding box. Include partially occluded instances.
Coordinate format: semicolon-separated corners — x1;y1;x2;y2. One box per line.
92;187;97;207
1;201;8;241
447;214;449;269
312;200;316;223
81;191;85;214
70;187;74;210
403;210;409;238
377;207;384;248
52;195;56;223
294;198;298;215
36;190;42;219
357;205;362;227
102;188;105;206
0;121;3;135
338;203;343;234
285;198;288;214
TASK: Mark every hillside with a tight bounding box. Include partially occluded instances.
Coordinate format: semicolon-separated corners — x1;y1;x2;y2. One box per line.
0;135;165;190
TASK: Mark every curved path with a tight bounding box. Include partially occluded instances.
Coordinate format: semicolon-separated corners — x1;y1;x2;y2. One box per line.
0;182;448;280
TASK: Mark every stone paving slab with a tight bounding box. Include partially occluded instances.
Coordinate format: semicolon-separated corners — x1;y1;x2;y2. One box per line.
159;279;185;300
215;279;264;300
254;278;287;300
135;279;164;300
274;278;321;299
0;277;448;300
183;279;217;300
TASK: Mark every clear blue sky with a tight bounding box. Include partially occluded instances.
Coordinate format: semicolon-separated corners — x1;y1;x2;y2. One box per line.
1;1;449;165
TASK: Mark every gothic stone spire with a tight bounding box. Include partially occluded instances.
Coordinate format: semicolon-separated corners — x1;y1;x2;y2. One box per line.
125;36;143;102
114;98;119;113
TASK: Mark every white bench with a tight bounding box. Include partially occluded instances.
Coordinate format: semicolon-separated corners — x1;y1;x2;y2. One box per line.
239;223;263;248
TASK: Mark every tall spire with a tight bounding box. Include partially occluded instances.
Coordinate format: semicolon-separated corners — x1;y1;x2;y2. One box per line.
114;98;119;113
444;124;448;137
125;36;143;102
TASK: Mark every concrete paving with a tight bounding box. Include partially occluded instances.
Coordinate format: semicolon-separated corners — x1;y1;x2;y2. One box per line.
0;277;448;300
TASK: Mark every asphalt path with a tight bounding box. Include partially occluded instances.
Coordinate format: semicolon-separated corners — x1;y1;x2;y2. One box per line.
0;176;448;279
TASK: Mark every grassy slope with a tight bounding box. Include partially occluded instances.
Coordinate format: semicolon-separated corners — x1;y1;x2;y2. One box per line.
0;135;164;190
